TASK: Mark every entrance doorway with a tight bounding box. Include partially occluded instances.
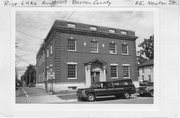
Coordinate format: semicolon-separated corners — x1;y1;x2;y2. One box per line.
91;71;100;84
85;58;107;87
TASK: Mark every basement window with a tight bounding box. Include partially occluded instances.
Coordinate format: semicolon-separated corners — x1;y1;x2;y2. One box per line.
68;86;77;91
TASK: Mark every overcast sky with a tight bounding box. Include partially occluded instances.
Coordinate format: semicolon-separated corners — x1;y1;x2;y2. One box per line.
16;11;153;79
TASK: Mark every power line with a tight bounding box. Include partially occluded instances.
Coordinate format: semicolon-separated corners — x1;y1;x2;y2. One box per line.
65;11;75;22
16;29;43;40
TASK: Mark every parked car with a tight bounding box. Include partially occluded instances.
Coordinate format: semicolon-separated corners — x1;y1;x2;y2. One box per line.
16;80;22;90
76;79;136;102
137;82;154;97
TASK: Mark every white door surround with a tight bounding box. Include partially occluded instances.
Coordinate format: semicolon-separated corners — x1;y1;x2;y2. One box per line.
85;59;107;88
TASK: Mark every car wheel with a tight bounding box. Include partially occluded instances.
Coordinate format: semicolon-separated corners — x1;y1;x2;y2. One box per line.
87;93;95;102
123;91;130;99
150;90;154;97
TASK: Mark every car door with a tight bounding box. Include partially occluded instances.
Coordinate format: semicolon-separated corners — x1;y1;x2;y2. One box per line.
94;82;107;96
105;82;114;96
113;81;124;94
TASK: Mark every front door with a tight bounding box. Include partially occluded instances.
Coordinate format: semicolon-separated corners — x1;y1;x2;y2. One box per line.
91;72;100;85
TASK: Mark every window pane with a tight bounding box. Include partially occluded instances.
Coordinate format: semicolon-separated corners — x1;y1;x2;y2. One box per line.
68;39;76;51
122;44;128;54
90;41;98;52
109;43;116;54
68;64;76;78
111;66;117;77
123;66;130;77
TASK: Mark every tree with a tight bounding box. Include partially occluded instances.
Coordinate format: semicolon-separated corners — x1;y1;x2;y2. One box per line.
21;64;36;86
137;35;154;64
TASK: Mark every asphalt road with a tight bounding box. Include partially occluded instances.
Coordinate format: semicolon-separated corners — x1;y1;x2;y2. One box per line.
16;87;153;104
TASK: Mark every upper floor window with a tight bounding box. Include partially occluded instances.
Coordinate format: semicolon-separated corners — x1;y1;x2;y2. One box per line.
142;67;144;73
122;44;128;55
109;29;116;33
67;39;76;51
123;64;130;78
90;41;98;53
90;26;97;31
142;75;144;81
67;23;76;28
121;31;127;35
109;43;117;54
46;48;49;57
148;75;151;82
110;64;118;78
50;43;53;55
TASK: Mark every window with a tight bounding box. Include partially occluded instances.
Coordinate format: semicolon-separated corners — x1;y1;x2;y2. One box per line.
109;43;117;54
90;26;97;31
90;41;98;53
142;67;144;73
150;66;153;70
50;44;53;55
142;75;144;81
110;65;118;78
46;48;49;57
67;23;75;28
123;65;130;78
121;31;127;35
122;44;128;55
148;75;151;82
67;39;76;51
109;29;116;33
67;63;77;79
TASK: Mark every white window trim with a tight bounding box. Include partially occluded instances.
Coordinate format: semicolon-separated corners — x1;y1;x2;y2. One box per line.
67;62;77;79
109;29;116;33
122;44;129;55
90;26;97;31
110;64;118;79
109;43;117;54
67;39;77;52
67;23;76;28
90;41;98;53
122;64;131;79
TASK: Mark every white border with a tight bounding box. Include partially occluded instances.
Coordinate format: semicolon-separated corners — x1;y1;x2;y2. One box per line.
12;8;159;112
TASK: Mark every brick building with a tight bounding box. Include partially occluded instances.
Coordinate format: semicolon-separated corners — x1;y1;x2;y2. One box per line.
36;20;138;92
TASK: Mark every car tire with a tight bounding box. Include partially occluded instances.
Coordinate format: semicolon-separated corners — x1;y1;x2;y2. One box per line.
87;93;95;102
123;91;130;99
150;90;154;97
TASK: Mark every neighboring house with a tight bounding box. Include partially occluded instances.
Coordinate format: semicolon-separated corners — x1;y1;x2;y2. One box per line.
36;20;138;92
138;59;154;82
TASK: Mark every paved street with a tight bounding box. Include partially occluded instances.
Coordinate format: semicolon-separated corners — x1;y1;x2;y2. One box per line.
16;87;153;104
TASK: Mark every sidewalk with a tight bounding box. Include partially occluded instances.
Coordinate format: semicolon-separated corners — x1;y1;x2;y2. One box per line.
16;87;77;103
